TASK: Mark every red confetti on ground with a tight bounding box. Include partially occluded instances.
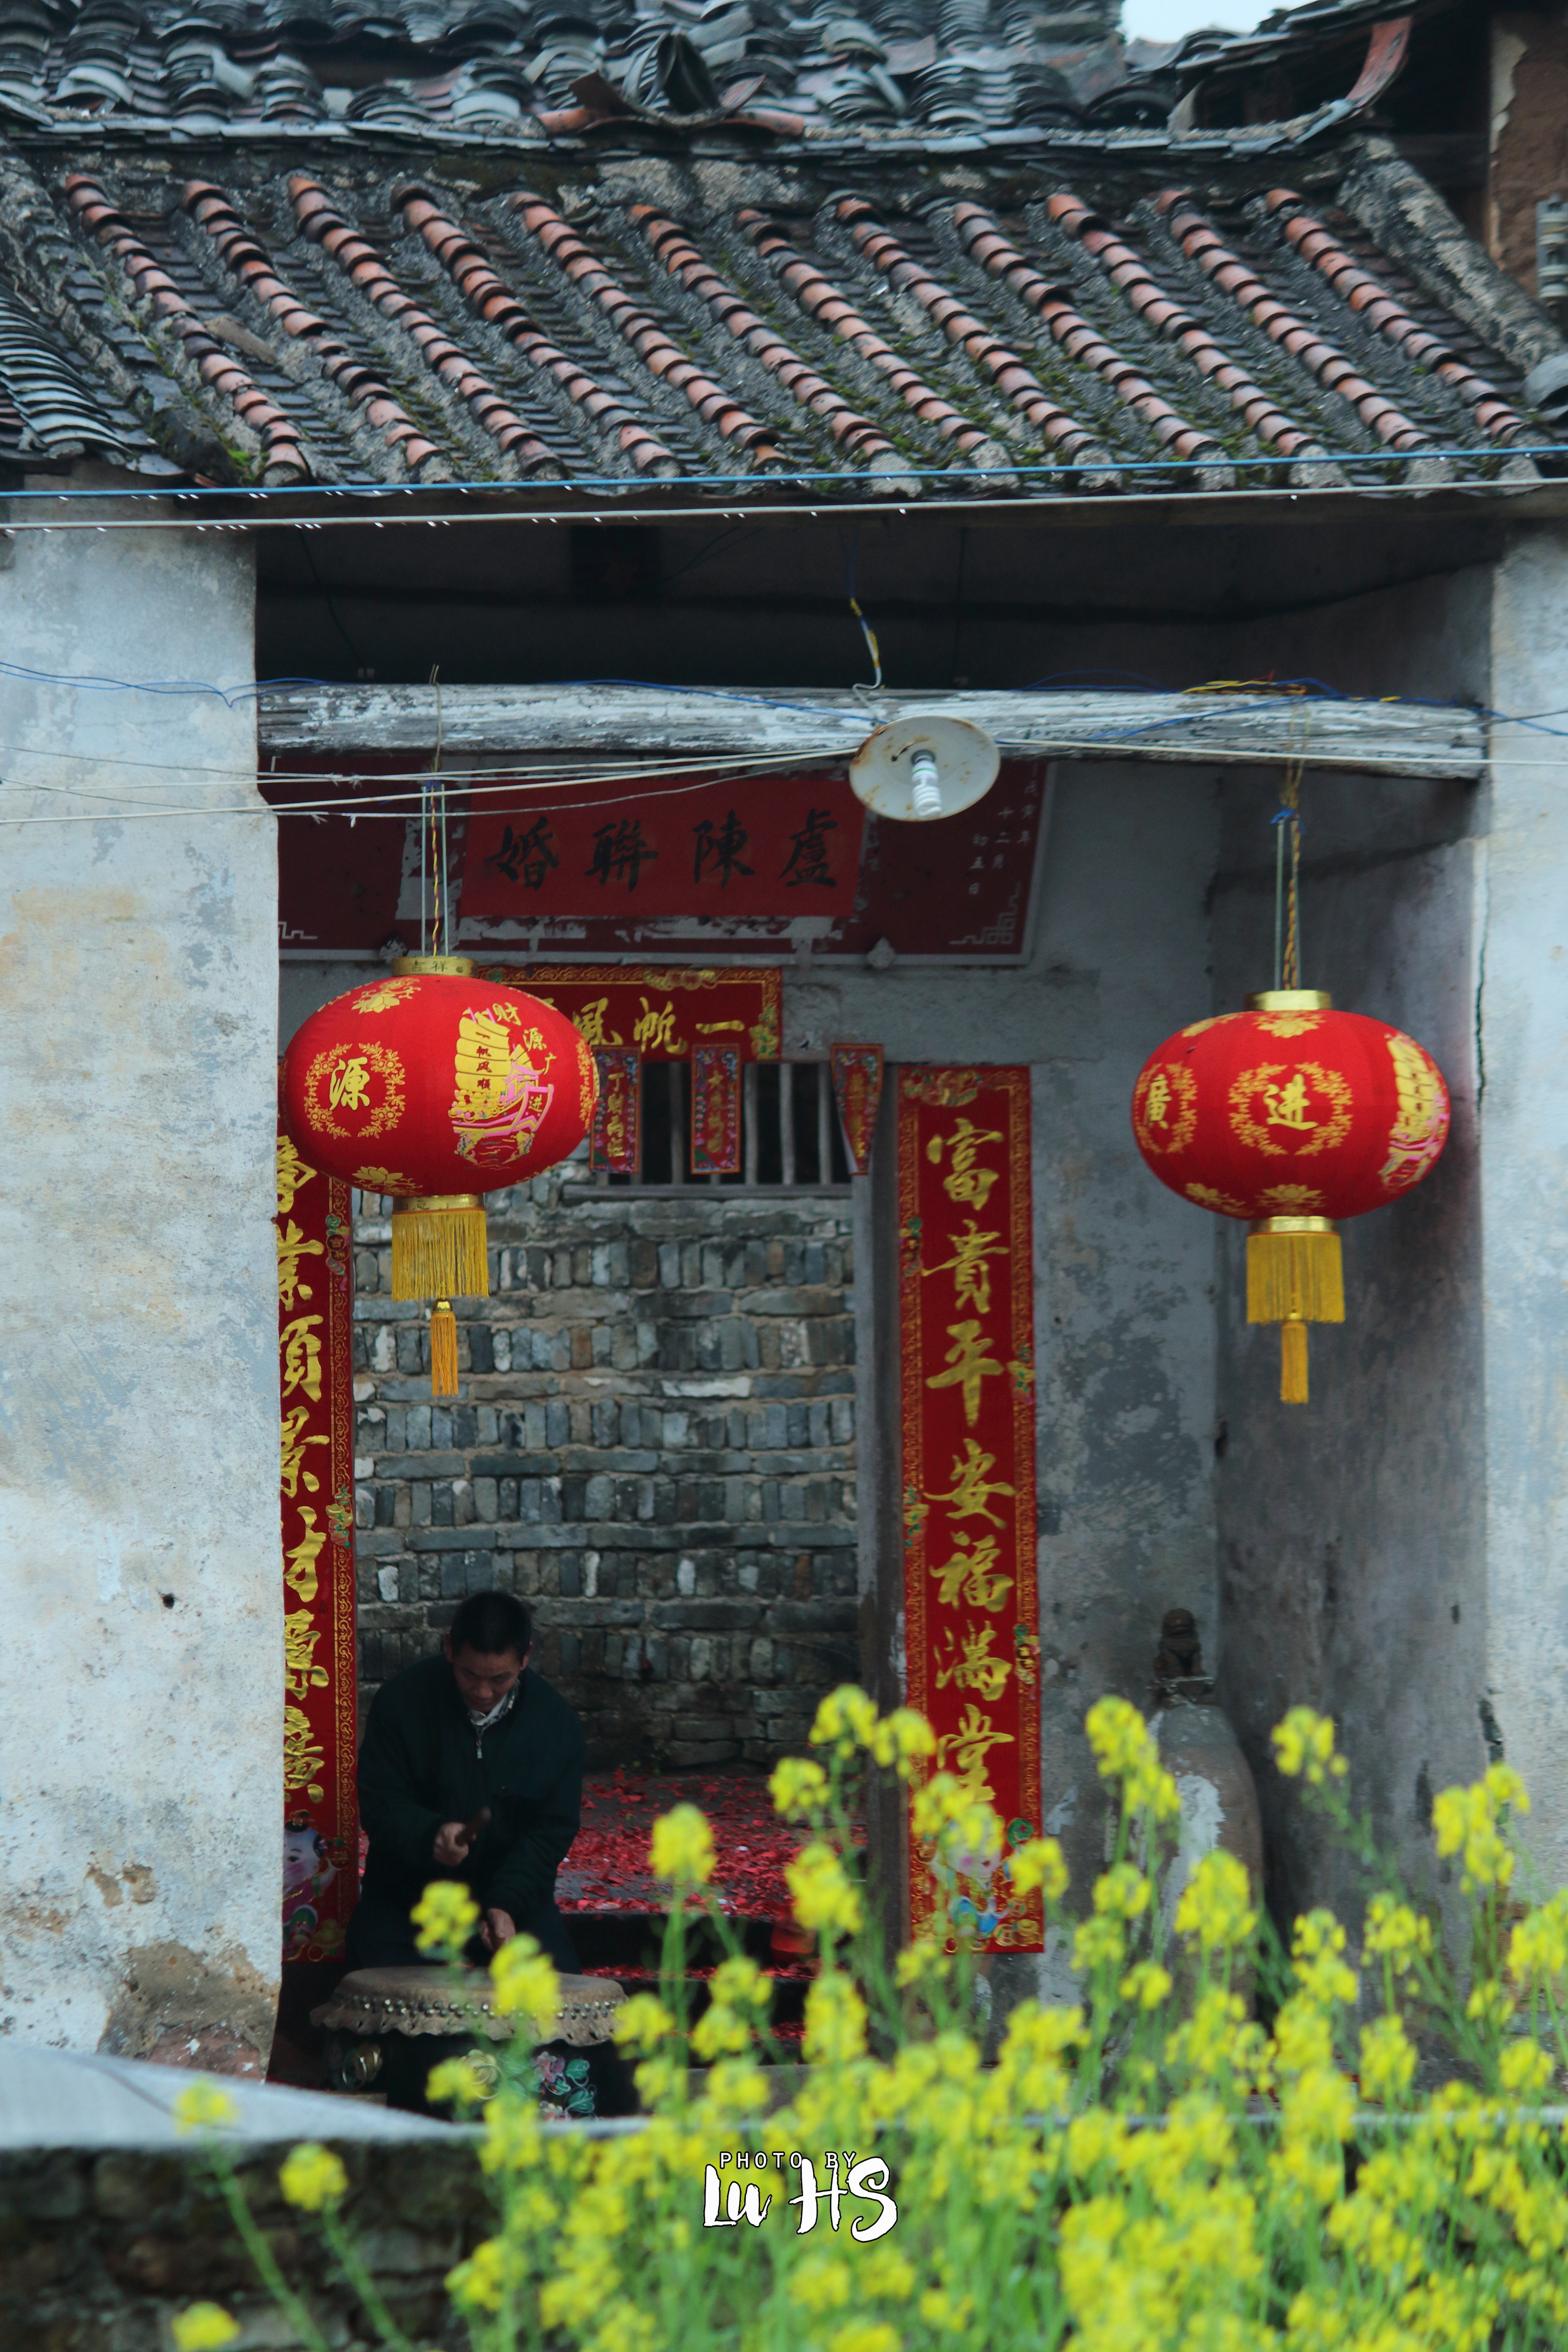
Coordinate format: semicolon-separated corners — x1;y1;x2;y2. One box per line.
558;1769;840;1919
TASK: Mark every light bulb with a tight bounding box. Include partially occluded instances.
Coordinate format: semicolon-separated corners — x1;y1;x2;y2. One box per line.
909;749;942;817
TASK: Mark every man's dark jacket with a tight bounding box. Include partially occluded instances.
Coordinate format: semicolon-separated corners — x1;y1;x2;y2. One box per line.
347;1655;585;1970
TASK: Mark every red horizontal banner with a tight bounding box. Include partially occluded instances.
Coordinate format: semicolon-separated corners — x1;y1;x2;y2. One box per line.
473;965;781;1060
462;775;865;922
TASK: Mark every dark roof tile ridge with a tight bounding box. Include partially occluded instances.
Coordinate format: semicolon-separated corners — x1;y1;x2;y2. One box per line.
395;182;680;477
625;199;922;489
1261;184;1535;455
62;171;310;482
508;190;787;471
1152;185;1442;474
824;194;1119;484
181;177;445;476
943;195;1230;476
285;174;560;477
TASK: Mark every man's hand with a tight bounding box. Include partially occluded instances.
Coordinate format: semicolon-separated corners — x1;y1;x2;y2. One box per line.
432;1820;474;1870
480;1908;516;1955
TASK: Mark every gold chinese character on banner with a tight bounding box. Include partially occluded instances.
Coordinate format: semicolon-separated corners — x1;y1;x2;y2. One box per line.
935;1623;1012;1702
284;1507;328;1601
285;1608;329;1699
276;1219;325;1312
632;996;683;1053
929;1438;1015;1527
276;1135;316;1217
284;1702;327;1801
923;1219;1006;1317
281;1409;329;1500
280;1315;326;1405
926;1117;1004;1214
935;1702;1015;1803
328;1054;372;1111
927;1319;1004;1426
568;996;622;1049
930;1528;1014;1612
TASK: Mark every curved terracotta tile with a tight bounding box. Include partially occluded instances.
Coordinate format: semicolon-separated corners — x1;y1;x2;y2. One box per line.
1018;194;1326;464
1155;192;1428;454
510;195;783;470
63;175;308;484
396;189;678;477
1262;189;1527;445
182;181;441;478
826;199;1132;472
286;178;557;477
940;200;1225;466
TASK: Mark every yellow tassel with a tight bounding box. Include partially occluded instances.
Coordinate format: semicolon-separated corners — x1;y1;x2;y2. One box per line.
392;1196;489;1301
1280;1319;1309;1404
1246;1219;1344;1325
429;1299;459;1400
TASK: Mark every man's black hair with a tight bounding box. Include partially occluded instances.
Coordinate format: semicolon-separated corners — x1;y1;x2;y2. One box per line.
449;1591;533;1660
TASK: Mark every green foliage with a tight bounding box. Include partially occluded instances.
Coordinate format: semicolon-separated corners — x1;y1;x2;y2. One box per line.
180;1694;1568;2352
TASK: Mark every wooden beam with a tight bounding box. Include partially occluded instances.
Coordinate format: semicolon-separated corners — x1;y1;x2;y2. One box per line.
257;684;1485;780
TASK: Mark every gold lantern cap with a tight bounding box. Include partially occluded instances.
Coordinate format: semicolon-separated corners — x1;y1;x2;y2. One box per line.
392;954;475;977
1247;1214;1338;1237
1244;988;1331;1011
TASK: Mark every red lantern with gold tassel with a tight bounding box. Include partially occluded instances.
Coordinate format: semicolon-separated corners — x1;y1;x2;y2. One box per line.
282;956;598;1396
1131;988;1449;1402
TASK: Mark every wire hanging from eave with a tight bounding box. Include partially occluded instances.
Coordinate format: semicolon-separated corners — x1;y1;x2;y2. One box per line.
1271;723;1307;992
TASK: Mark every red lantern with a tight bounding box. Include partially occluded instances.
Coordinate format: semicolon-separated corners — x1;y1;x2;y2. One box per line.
282;957;598;1394
1131;989;1449;1402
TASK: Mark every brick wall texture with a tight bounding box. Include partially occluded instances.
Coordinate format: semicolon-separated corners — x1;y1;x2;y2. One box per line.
352;1163;860;1769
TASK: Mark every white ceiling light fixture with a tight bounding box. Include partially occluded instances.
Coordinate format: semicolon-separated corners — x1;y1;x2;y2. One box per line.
848;712;1001;824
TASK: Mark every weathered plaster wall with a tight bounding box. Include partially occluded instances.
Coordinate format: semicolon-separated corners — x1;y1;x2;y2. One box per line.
0;513;279;2068
1479;525;1568;1894
1209;568;1491;1930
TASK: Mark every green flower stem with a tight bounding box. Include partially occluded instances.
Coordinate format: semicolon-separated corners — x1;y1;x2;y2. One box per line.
203;2149;332;2352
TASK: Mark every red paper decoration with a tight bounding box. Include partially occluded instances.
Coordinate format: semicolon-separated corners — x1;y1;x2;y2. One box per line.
283;966;598;1200
1131;990;1449;1400
282;959;598;1396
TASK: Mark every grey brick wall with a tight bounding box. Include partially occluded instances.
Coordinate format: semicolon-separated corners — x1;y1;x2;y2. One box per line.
351;1158;860;1767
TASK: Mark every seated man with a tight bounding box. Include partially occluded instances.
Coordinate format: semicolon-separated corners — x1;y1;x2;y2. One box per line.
348;1589;584;1974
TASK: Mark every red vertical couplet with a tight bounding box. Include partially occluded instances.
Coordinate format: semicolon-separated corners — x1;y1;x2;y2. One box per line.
590;1047;643;1174
276;1106;360;1962
830;1043;884;1175
898;1068;1042;1953
692;1044;743;1175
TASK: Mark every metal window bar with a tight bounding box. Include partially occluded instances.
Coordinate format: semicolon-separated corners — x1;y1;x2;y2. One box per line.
568;1056;850;1197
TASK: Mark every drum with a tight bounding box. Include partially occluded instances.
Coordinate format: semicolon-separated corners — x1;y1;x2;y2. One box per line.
312;1965;629;2117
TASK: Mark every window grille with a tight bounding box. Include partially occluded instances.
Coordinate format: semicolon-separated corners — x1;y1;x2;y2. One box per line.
570;1056;852;1195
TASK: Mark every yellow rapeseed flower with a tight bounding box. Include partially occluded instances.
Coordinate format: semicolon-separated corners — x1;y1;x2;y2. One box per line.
412;1878;481;1954
1358;2016;1416;2105
809;1685;878;1755
1363;1892;1434;1975
491;1932;560;2031
1511;1891;1568;1985
769;1755;829;1820
172;2081;239;2134
833;2325;902;2352
171;2306;240;2352
1500;2037;1555;2097
789;2255;853;2313
910;1772;972;1839
1093;1862;1152;1922
786;1841;863;1938
870;1707;937;1775
278;2141;347;2212
425;2055;491;2110
1175;1850;1257;1953
1008;1836;1069;1902
1271;1706;1348;1787
803;1970;868;2064
1120;1961;1174;2011
611;1993;677;2053
649;1803;715;1886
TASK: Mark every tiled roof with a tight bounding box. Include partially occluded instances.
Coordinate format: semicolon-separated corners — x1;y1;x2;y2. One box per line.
0;122;1557;500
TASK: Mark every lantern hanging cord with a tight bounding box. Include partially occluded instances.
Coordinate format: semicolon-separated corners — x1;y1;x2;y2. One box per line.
844;530;882;693
1270;756;1305;991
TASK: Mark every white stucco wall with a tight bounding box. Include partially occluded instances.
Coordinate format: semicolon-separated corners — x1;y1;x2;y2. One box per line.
0;512;279;2064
